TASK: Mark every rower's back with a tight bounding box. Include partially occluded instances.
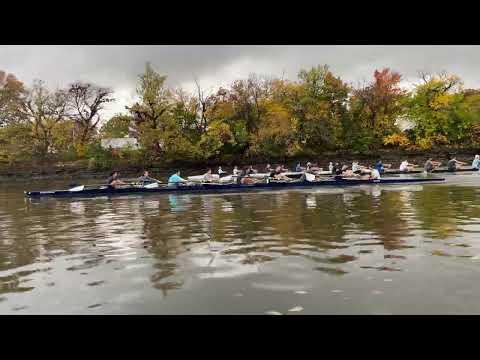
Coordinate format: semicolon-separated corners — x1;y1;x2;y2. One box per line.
447;159;457;172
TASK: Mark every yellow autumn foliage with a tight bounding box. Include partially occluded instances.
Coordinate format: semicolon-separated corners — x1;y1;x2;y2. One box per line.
383;133;410;148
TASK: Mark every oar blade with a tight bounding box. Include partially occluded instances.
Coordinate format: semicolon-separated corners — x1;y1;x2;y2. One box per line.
69;185;85;192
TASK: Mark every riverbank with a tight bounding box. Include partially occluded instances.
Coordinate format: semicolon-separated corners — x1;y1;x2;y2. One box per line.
1;148;479;181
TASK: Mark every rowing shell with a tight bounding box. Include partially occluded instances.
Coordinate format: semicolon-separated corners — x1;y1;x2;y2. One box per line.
384;167;478;175
25;177;445;198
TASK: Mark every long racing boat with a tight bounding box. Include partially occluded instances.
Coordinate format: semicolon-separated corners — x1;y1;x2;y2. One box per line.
252;167;478;179
25;176;446;199
384;167;478;175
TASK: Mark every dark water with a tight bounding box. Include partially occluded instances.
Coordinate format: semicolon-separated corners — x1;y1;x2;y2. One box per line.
2;174;480;314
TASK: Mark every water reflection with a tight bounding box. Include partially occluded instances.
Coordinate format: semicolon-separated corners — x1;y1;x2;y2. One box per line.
168;195;183;212
2;178;480;313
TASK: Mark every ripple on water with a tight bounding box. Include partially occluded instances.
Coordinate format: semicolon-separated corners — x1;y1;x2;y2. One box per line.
315;267;349;276
3;179;480;313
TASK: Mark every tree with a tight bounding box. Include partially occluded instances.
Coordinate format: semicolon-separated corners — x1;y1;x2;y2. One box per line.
100;114;133;138
278;66;351;153
227;74;272;134
204;83;253;158
127;63;172;153
67;82;114;147
463;89;480;145
0;70;26;126
198;120;236;160
249;100;297;159
406;72;468;149
298;65;330;98
351;68;406;144
194;79;214;133
18;80;69;156
171;88;203;142
0;122;35;164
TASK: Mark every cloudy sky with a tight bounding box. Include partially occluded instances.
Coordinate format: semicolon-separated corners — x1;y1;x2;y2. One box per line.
1;45;479;118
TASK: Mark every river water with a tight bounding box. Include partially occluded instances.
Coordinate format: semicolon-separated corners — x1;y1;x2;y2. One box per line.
1;173;480;314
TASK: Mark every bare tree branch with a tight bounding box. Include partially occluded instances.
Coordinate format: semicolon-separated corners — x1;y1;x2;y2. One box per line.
67;82;114;145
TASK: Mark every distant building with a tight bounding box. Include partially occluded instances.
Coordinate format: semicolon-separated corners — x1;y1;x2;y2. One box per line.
101;137;139;150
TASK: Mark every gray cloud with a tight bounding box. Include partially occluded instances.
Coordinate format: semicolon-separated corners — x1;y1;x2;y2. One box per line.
1;45;480;117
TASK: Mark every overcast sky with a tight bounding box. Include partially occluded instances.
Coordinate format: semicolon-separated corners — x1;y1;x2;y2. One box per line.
1;45;480;118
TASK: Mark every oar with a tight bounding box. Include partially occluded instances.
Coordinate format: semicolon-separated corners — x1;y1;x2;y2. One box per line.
123;177;164;185
67;181;150;191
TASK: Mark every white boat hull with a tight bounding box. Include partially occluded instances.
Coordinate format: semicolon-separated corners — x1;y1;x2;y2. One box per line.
187;174;220;182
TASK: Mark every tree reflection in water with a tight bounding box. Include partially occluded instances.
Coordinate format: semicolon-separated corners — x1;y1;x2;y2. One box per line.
2;181;480;303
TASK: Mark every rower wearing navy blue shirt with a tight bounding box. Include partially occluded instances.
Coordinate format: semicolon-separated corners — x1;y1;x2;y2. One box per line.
374;160;385;173
138;170;160;185
295;163;305;172
107;171;127;188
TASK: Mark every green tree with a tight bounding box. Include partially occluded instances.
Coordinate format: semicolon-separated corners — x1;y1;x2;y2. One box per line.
207;87;250;158
249;100;298;159
406;72;470;149
127;63;173;156
277;66;350;153
171;88;203;143
100;114;133;138
18;80;70;157
198;119;236;160
462;89;480;146
227;74;272;134
0;122;35;164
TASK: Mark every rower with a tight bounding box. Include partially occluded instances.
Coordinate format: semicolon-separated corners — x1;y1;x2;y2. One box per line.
332;162;342;176
331;163;344;181
273;165;291;181
168;170;187;186
424;158;441;173
217;166;228;177
203;168;215;181
472;155;480;170
267;165;276;178
107;171;127;188
447;156;466;172
235;168;245;184
374;160;385;174
352;161;360;174
138;170;160;185
328;162;334;174
308;162;322;172
244;165;258;176
295;162;304;172
399;160;414;172
276;164;288;173
232;166;241;183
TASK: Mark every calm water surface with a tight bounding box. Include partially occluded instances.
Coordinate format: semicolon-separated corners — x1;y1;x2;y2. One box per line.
2;173;480;314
